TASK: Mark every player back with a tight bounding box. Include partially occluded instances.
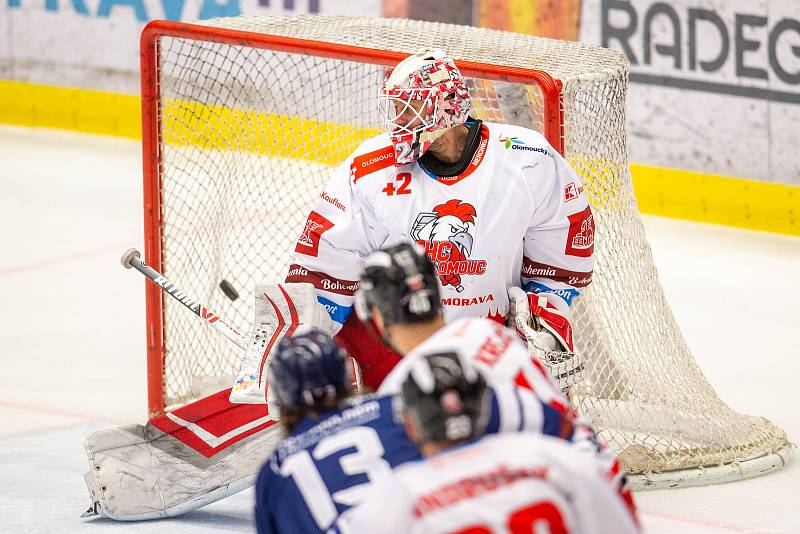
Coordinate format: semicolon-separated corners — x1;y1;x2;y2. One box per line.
338;432;640;534
255;385;573;533
379;317;568;411
255;394;417;534
378;317;634;511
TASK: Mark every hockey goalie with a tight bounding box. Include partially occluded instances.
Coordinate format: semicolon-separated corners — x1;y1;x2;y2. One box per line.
81;47;593;521
283;48;592;392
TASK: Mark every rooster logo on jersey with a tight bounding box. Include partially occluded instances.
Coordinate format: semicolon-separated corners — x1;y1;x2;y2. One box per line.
411;199;487;292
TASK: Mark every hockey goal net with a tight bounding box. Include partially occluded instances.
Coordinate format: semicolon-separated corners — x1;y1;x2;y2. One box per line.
140;15;791;488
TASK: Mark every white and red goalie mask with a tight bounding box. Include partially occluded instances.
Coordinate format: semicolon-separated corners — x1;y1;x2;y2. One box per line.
380;49;471;166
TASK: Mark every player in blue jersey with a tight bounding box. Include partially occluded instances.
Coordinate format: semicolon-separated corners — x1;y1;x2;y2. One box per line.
254;330;572;534
254;331;415;534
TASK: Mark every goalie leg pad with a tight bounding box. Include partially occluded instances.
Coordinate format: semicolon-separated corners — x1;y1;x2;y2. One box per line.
82;388;282;521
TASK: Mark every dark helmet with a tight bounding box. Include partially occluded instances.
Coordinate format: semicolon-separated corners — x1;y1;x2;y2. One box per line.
400;351;490;446
269;330;350;411
355;242;441;327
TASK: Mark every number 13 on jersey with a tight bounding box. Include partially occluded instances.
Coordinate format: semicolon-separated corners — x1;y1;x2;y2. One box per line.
280;427;392;530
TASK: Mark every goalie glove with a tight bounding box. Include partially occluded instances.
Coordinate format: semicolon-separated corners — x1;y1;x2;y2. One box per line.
507;286;584;391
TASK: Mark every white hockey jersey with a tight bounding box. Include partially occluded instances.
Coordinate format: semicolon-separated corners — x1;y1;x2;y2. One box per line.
336;432;639;534
379;317;567;412
286;122;594;329
378;317;635;513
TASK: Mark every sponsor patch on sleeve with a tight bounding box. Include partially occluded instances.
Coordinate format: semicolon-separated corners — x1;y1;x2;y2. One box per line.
563;181;584;202
565;205;594;258
521;257;592;288
320;190;347;212
523;281;581;306
316;295;353;325
294;211;334;257
351;145;395;183
286;264;359;295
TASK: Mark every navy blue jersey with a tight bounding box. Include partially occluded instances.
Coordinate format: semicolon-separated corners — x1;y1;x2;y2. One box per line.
255;386;570;534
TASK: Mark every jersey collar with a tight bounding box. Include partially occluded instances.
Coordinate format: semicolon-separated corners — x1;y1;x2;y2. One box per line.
418;124;491;187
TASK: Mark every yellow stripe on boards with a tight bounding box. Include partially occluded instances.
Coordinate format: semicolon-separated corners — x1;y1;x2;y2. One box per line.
160;98;379;166
2;79;797;236
0;80;141;138
631;163;800;237
0;80;380;166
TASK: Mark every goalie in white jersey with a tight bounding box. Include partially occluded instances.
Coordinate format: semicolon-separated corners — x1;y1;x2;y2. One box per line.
285;48;594;389
336;352;639;534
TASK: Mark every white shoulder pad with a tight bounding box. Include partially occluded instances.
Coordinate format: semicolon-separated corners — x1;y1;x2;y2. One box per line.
230;282;335;405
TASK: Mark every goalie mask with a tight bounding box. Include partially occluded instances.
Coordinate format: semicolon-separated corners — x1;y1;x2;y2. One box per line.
400;351;490;446
355;242;441;328
380;49;471;166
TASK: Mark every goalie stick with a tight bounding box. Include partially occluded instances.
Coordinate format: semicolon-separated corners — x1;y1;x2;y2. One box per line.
121;248;246;349
120;248;364;393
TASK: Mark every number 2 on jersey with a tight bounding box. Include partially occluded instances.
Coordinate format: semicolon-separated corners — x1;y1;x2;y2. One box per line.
382;173;412;196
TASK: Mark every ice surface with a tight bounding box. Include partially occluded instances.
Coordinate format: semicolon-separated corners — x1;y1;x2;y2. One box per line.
1;126;798;533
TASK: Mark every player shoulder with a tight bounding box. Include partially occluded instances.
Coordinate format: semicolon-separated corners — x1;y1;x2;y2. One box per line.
414;318;522;362
484;122;553;155
349;133;396;183
344;392;394;412
257;449;285;486
437;316;514;340
486;432;595;468
350;132;393;156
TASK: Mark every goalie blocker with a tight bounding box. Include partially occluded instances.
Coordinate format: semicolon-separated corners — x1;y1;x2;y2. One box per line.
230;283;363;408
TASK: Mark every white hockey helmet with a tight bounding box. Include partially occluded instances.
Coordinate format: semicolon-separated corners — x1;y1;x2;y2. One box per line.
380;49;471;166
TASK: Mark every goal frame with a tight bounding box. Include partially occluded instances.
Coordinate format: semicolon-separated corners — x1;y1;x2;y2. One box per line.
137;17;792;490
139;20;564;419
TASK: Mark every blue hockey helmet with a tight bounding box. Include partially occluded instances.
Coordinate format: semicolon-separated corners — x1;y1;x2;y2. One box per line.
269;330;351;411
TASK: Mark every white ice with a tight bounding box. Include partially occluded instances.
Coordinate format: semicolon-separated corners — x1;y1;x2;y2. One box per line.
0;126;798;533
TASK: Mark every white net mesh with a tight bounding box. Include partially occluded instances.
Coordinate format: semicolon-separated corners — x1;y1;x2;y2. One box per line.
145;15;790;482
